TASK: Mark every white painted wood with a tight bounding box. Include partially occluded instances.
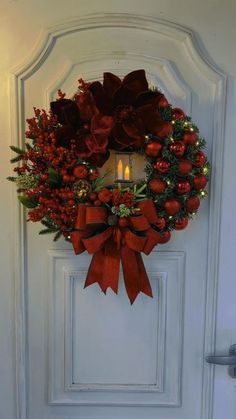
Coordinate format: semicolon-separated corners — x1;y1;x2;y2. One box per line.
1;4;236;419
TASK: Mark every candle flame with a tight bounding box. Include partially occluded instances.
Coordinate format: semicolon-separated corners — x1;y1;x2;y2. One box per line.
124;165;130;180
117;159;123;180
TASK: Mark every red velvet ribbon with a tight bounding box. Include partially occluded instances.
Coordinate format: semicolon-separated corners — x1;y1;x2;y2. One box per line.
70;200;161;304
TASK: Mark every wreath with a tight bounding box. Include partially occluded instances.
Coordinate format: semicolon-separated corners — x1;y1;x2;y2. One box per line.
8;70;209;304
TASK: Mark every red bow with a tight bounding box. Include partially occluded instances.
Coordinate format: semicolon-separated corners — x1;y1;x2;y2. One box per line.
70;200;162;304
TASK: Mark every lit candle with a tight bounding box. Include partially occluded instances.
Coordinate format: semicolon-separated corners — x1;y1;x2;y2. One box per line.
117;159;123;180
124;165;130;180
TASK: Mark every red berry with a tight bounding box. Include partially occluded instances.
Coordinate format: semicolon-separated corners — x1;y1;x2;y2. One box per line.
185;196;200;212
164;199;181;215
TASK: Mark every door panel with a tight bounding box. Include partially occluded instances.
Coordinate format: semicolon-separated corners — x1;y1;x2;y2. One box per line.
12;14;225;419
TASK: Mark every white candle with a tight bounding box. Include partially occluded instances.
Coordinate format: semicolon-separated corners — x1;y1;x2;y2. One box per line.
124;165;130;180
117;159;123;180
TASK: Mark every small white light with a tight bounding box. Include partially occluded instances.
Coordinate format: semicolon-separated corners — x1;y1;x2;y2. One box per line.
190;128;194;132
169;216;173;220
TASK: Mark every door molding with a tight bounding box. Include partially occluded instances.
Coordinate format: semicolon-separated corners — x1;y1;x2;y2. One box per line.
10;13;227;419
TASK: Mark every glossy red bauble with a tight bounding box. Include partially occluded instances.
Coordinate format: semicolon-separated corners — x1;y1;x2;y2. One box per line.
182;131;198;146
148;178;167;194
174;216;189;230
158;230;171;244
154;159;170;173
169;141;186;157
193;175;207;190
158;96;169;108
145;141;163;157
194;151;206;167
164;199;181;215
176;180;191;195
185;195;200;212
178;159;193;176
156;122;173;138
155;217;166;230
172;108;185;120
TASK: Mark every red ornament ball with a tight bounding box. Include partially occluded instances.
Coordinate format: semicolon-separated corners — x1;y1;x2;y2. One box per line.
194;151;206;167
158;95;169;108
172;108;185;120
193;175;207;190
148;178;167;194
155;217;166;230
154;159;170;173
164;199;181;215
155;122;173;138
145;141;162;157
182;131;198;146
185;195;200;212
158;230;171;244
98;188;112;203
178;159;193;176
169;141;186;157
176;180;191;195
89;192;98;202
174;216;189;230
73;165;89;179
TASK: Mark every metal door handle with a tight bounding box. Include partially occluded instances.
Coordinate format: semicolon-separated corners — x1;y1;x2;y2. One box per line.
206;344;236;378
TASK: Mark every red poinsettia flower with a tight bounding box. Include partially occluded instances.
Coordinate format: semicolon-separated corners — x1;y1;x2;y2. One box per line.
50;91;113;167
88;70;168;151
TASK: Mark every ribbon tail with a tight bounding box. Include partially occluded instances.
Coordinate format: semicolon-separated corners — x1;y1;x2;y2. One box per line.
84;243;120;295
120;246;140;305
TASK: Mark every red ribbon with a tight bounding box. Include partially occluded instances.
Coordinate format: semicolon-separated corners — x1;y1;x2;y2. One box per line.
70;200;162;304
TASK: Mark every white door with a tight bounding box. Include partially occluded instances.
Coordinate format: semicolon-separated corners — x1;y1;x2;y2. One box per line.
1;7;236;419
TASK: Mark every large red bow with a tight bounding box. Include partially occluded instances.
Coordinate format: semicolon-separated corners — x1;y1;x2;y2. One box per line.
70;200;162;304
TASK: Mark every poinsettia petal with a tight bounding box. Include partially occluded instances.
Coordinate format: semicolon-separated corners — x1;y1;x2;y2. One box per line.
103;72;121;98
76;91;98;122
122;118;145;147
113;86;136;108
85;133;108;154
89;81;112;114
87;150;110;167
122;70;148;95
91;114;114;136
135;90;163;108
55;125;76;147
109;124;136;151
51;99;80;126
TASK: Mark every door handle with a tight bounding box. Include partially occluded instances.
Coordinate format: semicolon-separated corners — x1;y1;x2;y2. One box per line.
205;344;236;378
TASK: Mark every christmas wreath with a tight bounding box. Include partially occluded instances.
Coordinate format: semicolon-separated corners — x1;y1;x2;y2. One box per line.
8;70;209;304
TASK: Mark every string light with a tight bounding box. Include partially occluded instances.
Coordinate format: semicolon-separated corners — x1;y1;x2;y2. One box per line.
171;120;175;124
167;180;171;185
203;166;208;175
201;191;206;197
170;137;174;143
169;216;173;220
190;128;194;132
196;141;200;146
